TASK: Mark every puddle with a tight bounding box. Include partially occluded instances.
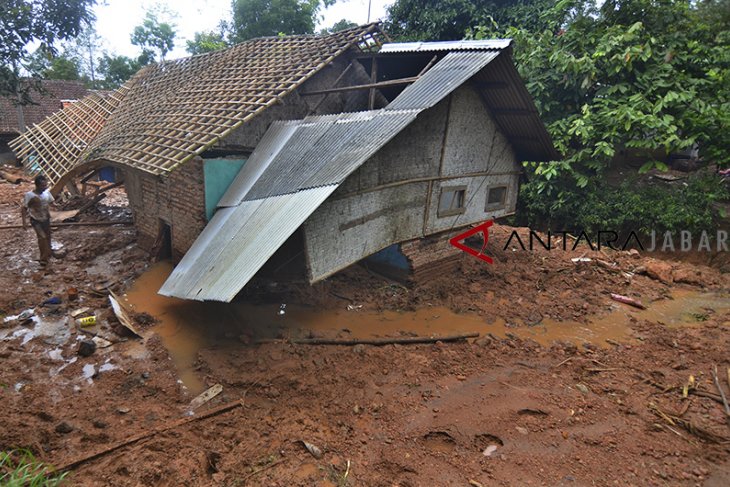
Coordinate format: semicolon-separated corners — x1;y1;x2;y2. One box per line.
125;263;730;395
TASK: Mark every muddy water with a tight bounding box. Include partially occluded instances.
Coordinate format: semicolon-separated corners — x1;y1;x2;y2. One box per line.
124;262;729;394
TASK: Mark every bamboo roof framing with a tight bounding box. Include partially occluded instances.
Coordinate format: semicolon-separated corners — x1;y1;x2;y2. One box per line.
9;87;128;183
10;24;384;185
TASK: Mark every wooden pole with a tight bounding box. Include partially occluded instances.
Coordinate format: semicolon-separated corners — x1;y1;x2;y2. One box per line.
300;76;419;96
259;332;479;346
0;220;132;230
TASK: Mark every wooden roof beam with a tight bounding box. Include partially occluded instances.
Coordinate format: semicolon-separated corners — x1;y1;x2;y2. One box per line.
299;76;419;96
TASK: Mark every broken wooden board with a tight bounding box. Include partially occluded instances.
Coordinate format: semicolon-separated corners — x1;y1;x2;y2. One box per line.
50;209;80;223
108;292;142;338
190;384;223;410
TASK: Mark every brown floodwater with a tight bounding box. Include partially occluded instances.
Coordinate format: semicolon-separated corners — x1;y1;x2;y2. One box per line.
123;262;729;394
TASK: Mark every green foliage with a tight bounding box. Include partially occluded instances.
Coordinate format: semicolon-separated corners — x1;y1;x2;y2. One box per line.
0;0;96;99
518;173;730;236
186;30;229;55
229;0;335;42
473;0;730;191
385;0;552;41
96;54;143;89
0;449;68;486
131;11;177;62
320;19;358;35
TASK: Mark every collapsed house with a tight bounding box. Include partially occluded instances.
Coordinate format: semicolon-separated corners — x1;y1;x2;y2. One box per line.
10;24;556;301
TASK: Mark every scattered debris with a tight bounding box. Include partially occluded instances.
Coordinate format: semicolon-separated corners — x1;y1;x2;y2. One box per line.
610;293;647;310
76;315;97;327
711;365;730;424
70;307;91;318
190;384;223;410
91;336;113;348
108;292;142;338
346;304;363;311
648;402;728;444
482;445;499;457
59;399;246;472
301;440;323;459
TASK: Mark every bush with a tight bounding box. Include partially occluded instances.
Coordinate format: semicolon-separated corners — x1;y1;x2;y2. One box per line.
517;173;729;238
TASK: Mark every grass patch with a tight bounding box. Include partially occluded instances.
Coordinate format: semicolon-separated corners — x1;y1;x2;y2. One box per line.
0;449;67;486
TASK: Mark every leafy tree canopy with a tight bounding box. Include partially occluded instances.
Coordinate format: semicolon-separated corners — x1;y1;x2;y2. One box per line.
471;0;730;195
96;54;143;89
319;18;358;35
131;10;177;62
385;0;552;41
229;0;335;42
0;0;96;99
186;30;229;55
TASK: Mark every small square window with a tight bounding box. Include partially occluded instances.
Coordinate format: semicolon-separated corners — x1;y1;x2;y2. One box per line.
486;185;507;210
438;186;467;217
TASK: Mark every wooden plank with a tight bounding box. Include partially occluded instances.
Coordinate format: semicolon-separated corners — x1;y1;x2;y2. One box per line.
300;76;419;96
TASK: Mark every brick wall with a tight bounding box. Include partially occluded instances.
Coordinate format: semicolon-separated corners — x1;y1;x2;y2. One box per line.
125;157;207;261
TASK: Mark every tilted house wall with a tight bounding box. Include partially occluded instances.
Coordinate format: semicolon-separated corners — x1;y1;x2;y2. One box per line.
303;83;519;281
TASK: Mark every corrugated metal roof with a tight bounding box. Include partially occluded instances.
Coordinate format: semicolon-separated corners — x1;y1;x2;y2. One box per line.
387;51;500;111
216;122;298;207
159;185;338;301
245;110;418;200
380;39;511;53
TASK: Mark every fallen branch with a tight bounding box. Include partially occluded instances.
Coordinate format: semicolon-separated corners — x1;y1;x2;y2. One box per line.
240;458;286;483
649;402;728;444
58;399;245;472
260;332;479;346
712;365;730;425
640;374;725;405
0;220;132;230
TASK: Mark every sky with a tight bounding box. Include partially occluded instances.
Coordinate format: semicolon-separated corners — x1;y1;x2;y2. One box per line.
93;0;394;60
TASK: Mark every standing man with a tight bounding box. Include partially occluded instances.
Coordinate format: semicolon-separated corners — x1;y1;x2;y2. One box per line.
21;175;60;267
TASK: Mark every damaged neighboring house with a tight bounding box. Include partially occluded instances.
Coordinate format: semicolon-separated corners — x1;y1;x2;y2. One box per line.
0;80;89;164
10;24;557;302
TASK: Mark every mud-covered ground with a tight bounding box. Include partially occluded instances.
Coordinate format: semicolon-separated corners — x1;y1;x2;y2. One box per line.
1;171;729;486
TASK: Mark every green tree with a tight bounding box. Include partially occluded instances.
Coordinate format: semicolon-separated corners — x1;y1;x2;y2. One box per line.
131;10;177;62
44;55;81;80
473;0;730;192
0;0;96;100
97;54;142;89
319;19;358;35
385;0;551;41
63;24;104;87
186;30;228;55
229;0;335;42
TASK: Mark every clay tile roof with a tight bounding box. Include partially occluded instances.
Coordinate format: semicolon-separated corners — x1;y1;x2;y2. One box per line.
0;80;89;134
10;24;384;184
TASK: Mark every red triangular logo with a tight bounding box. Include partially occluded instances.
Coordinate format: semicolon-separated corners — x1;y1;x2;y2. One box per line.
449;220;494;264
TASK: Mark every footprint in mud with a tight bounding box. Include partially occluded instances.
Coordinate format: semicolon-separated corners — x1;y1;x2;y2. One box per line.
422;431;457;453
